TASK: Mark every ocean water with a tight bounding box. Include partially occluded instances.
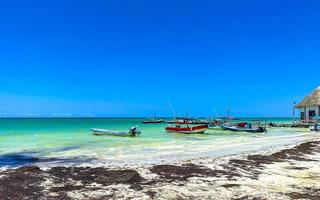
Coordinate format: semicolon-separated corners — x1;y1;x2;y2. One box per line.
0;118;317;169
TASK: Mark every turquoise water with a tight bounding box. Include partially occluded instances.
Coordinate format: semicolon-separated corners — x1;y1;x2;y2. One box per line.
0;118;317;168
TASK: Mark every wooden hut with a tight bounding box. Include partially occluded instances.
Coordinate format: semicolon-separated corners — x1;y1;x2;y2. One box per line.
295;86;320;121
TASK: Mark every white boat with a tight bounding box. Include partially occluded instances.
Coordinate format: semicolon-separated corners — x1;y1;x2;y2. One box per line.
91;127;141;137
220;124;267;133
142;112;164;124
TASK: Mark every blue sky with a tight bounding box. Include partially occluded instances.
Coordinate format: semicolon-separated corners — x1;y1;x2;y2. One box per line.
0;0;319;117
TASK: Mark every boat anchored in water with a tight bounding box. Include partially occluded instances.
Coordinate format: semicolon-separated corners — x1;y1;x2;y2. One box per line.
220;120;267;133
142;112;165;124
168;117;208;125
142;119;164;124
91;127;141;137
165;124;208;134
220;124;266;133
207;118;225;130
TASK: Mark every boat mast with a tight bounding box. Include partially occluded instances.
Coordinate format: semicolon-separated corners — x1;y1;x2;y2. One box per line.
227;104;230;123
186;111;189;127
168;102;177;118
213;107;219;118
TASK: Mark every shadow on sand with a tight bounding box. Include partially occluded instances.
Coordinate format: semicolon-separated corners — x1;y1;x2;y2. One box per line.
0;151;94;167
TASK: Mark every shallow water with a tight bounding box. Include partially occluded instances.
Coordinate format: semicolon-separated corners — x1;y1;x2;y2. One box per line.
0;118;317;168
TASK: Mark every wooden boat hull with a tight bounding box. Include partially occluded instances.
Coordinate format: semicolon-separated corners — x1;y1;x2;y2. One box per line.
165;125;208;134
220;125;266;133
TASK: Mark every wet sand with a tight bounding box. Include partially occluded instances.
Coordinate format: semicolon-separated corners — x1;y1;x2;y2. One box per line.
0;140;320;200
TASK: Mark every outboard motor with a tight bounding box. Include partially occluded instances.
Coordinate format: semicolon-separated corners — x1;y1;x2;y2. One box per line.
258;126;267;133
129;127;140;136
268;122;275;127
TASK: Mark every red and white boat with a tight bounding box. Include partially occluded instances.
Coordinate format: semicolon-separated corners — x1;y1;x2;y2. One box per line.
165;124;208;134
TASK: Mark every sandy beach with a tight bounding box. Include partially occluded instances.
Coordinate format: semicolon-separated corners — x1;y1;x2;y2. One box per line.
1;0;319;199
1;139;319;200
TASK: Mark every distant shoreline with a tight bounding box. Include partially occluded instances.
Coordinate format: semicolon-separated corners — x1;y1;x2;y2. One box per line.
0;117;297;119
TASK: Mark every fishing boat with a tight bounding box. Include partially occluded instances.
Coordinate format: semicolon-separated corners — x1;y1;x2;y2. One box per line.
165;124;208;134
142;119;164;124
91;127;141;137
220;121;267;133
207;118;224;130
169;117;208;125
220;124;266;133
142;112;164;124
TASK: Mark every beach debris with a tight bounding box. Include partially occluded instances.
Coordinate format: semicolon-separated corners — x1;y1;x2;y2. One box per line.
0;141;319;200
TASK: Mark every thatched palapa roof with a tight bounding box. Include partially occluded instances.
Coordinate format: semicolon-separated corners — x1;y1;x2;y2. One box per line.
295;86;320;108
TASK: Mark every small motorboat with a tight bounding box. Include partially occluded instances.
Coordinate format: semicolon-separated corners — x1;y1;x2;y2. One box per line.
142;119;164;124
91;127;141;137
207;119;224;130
220;124;267;133
165;124;208;134
142;112;165;124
